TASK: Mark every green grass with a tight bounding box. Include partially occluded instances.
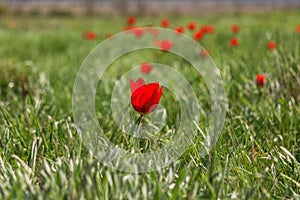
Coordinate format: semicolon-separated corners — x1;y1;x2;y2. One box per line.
0;10;300;199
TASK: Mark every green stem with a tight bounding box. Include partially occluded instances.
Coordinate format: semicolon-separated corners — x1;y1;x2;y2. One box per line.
134;114;143;137
133;114;144;152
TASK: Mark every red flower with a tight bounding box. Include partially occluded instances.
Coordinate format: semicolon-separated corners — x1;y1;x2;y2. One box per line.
160;19;170;28
231;24;240;33
148;27;160;36
267;41;276;50
200;50;211;58
205;25;215;34
141;62;153;74
131;28;144;38
160;39;173;52
230;38;239;47
127;16;136;25
124;26;135;31
84;31;97;40
188;22;196;31
130;78;163;114
174;26;184;35
199;26;207;33
296;25;300;33
194;30;204;41
255;74;266;88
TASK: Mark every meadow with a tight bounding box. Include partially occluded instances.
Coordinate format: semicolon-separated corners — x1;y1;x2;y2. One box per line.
0;10;300;199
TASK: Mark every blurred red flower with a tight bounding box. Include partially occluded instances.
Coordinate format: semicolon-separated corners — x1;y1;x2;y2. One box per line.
123;26;135;31
230;38;239;47
130;78;163;114
200;50;211;58
160;39;173;51
127;16;136;25
131;28;144;38
84;31;97;40
174;26;184;35
205;25;215;34
267;41;276;50
160;19;170;28
255;74;266;88
296;25;300;33
199;26;207;33
194;30;204;41
141;62;153;74
147;27;160;36
231;24;240;33
188;22;196;31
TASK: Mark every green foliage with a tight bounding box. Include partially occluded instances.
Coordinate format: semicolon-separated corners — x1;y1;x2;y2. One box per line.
0;11;299;199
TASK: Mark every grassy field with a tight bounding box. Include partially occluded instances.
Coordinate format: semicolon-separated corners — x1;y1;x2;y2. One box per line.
0;10;300;199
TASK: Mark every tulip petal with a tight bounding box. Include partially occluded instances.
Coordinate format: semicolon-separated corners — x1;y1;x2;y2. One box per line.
130;79;163;114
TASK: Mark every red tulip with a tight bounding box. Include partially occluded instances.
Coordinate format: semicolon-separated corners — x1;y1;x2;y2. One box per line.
174;26;184;35
131;28;144;38
147;27;160;36
194;30;204;41
255;74;266;88
160;19;170;28
205;25;215;34
267;41;276;50
127;16;136;25
188;22;196;31
199;26;207;33
230;38;239;47
160;39;173;52
231;24;239;33
296;25;300;33
130;78;163;114
200;50;211;58
84;31;97;40
141;62;153;74
123;26;135;31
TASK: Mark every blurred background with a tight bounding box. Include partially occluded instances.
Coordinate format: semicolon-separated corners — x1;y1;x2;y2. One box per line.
1;0;300;16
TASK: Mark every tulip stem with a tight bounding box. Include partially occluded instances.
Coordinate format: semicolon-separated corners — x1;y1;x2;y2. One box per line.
133;114;143;151
134;114;143;136
136;114;144;126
